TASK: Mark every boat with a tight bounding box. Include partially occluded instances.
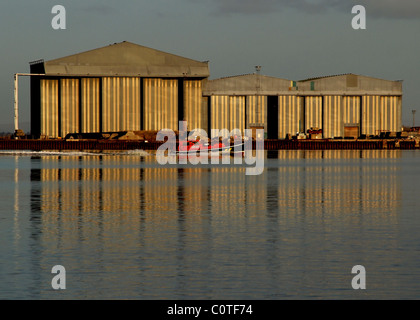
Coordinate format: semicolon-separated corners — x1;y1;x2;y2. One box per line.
174;138;244;156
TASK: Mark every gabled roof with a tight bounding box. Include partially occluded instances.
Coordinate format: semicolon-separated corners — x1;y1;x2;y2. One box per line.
299;73;352;82
203;73;294;95
300;73;402;83
210;73;292;82
295;73;402;94
42;41;209;78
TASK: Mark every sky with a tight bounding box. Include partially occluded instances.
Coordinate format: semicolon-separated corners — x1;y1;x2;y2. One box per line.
1;0;419;132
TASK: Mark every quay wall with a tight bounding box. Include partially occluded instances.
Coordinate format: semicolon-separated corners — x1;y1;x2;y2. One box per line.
0;139;418;151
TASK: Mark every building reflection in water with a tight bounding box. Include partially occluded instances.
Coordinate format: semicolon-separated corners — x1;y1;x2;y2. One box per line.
26;150;402;297
28;150;402;243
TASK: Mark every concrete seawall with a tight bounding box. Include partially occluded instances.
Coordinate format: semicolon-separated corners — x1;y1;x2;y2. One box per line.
0;139;418;151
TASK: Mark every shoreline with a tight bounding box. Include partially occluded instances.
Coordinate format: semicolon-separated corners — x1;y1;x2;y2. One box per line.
0;138;419;151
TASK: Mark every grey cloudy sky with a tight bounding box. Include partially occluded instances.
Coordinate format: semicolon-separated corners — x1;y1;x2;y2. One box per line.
1;0;419;131
203;0;420;17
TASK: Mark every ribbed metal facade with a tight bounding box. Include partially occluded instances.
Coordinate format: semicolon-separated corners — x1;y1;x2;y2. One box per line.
343;96;360;125
210;95;245;133
305;96;323;130
323;95;360;139
362;96;401;136
81;78;100;133
278;95;302;138
323;95;342;139
40;79;59;138
247;95;266;128
184;80;206;131
102;77;141;132
207;93;402;139
60;79;80;138
211;96;229;132
143;78;178;131
229;96;246;133
37;76;208;137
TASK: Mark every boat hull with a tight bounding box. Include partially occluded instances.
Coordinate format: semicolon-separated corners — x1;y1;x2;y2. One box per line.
170;143;243;156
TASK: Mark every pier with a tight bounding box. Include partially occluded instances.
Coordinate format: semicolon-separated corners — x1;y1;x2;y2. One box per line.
0;139;418;151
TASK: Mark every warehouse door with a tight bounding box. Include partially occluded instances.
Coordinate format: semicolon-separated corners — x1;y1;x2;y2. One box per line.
344;125;359;139
267;96;278;139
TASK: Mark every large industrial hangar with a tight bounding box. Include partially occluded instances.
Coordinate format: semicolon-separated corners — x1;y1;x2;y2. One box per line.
30;41;209;139
29;41;403;140
204;73;403;139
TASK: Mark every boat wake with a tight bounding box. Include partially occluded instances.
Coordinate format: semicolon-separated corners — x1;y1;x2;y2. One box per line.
0;149;150;157
101;149;150;156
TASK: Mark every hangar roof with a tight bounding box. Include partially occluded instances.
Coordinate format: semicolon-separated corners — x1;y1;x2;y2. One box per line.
297;73;403;94
40;41;209;78
202;73;403;96
203;73;294;96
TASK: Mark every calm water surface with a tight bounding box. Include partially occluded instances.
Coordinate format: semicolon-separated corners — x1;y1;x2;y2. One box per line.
0;150;419;299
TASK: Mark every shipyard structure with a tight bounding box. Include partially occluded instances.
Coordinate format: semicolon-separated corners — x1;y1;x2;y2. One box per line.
28;41;402;140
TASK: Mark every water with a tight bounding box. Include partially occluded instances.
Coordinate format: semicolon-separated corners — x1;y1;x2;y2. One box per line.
0;150;419;300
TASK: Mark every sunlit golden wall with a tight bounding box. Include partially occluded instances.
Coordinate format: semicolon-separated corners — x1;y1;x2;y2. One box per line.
247;95;267;128
362;96;401;136
102;77;141;132
184;80;207;131
60;79;80;138
144;78;178;131
40;79;59;138
305;96;323;131
81;78;101;133
278;95;302;138
210;96;246;133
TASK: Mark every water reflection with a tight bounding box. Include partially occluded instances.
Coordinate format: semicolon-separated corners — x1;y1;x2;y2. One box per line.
27;151;403;241
267;149;402;159
22;150;405;298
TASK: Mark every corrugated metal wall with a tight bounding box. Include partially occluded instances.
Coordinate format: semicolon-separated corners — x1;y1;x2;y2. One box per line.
380;96;400;133
40;79;59;138
229;96;245;133
343;96;360;125
60;79;79;137
37;75;402;139
210;95;245;133
184;80;206;130
317;96;361;138
362;96;376;136
362;96;401;136
323;96;342;138
305;96;323;131
278;95;302;137
81;78;100;133
211;96;229;132
102;77;141;132
247;95;266;128
144;78;178;131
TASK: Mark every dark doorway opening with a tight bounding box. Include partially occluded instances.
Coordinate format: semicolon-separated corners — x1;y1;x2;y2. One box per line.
178;79;184;130
267;96;278;139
